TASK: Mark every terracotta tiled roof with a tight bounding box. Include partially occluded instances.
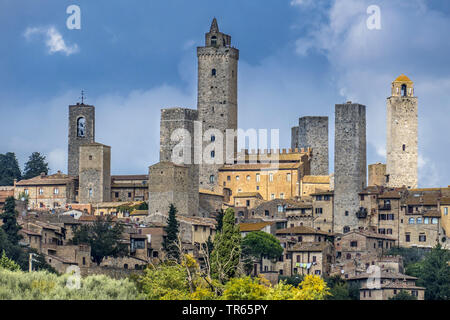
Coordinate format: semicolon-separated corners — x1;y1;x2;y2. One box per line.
302;175;330;184
130;210;148;216
378;191;402;199
111;175;148;180
341;230;396;241
423;210;441;218
15;172;76;186
199;189;224;197
276;226;330;236
349;272;417;281
405;194;439;206
234;192;262;199
239;222;274;232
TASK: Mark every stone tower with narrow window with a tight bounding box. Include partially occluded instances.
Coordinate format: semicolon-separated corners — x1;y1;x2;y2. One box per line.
334;102;367;234
197;18;239;190
68;103;95;176
386;74;418;189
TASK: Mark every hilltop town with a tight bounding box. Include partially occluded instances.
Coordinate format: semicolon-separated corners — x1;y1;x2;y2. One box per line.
1;18;449;301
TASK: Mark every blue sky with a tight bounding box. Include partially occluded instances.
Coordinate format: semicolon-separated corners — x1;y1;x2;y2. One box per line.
1;0;450;187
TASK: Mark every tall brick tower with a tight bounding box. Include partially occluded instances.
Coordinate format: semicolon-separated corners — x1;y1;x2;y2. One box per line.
197;18;239;190
68;102;95;176
386;74;418;189
334;102;367;234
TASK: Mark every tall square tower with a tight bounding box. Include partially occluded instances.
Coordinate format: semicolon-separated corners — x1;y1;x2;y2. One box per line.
334;102;367;233
68;103;95;176
386;74;418;189
197;18;239;190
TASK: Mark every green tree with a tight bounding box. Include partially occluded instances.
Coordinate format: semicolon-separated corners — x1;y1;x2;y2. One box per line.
215;209;224;233
70;216;128;265
23;152;49;180
210;208;241;283
241;231;283;273
325;275;351;300
0;152;21;186
0;197;22;245
410;244;450;300
389;290;417;300
0;250;21;271
162;204;180;262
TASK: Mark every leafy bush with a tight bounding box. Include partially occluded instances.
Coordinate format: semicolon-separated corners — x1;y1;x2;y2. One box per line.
0;268;140;300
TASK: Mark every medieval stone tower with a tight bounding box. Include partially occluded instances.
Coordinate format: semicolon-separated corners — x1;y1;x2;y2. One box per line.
68;103;95;176
334;102;367;233
78;142;111;204
152;107;199;216
197;18;239;190
386;74;418;189
292;116;329;176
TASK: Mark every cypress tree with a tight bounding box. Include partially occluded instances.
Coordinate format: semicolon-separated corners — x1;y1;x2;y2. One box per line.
211;208;241;283
163;204;180;262
0;197;22;245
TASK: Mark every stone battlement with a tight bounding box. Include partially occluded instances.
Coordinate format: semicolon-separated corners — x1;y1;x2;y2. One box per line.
237;147;312;156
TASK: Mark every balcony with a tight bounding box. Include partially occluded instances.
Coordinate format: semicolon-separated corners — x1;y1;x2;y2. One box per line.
378;204;392;211
356;207;368;219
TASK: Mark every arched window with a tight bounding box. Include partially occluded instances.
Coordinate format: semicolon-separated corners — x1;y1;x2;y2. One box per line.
124;264;128;269
211;150;215;158
77;117;86;137
211;135;215;142
209;175;215;184
211;36;217;47
401;84;407;97
211;69;216;76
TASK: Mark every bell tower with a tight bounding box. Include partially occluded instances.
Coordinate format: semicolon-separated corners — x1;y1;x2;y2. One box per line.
197;18;239;190
68;101;95;176
386;74;418;189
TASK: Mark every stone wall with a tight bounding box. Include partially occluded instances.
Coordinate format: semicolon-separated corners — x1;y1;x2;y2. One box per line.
334;103;367;233
368;163;386;187
79;143;111;204
297;117;329;176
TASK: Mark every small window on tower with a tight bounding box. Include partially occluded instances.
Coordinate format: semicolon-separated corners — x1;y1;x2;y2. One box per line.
211;36;217;47
403;144;406;151
212;69;217;76
211;135;215;142
401;84;407;97
209;175;215;184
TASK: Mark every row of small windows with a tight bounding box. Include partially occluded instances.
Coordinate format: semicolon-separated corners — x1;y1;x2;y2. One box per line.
408;217;438;225
227;173;291;182
23;188;59;195
405;233;427;242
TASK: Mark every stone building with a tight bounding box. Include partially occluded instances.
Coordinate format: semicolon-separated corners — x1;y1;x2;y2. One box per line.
111;175;149;202
197;18;239;190
148;162;198;216
157;107;199;215
368;163;386;187
68;103;95;177
386;75;418;189
14;172;77;210
0;186;14;209
79;143;111;204
300;175;331;198
311;191;334;233
218;148;311;203
334;102;367;234
292;116;329;176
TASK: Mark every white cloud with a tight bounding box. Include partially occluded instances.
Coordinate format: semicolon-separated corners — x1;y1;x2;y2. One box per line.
291;0;450;187
24;26;79;56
